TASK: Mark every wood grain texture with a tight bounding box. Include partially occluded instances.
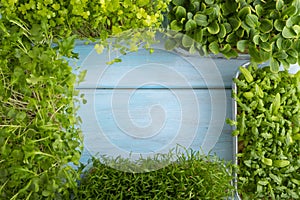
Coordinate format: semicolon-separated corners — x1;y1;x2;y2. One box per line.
71;41;247;164
78;89;233;162
72;44;249;89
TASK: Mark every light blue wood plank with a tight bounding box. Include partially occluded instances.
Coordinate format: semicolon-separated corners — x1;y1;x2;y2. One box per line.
78;89;233;163
72;42;249;89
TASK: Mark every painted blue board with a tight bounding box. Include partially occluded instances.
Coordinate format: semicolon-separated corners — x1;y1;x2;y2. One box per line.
71;40;248;166
72;43;249;89
78;88;233;163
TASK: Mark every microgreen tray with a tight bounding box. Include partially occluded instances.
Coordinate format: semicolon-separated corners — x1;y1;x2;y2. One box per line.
232;62;300;199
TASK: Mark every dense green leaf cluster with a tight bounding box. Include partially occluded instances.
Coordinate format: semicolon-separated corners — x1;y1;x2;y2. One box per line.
75;150;234;199
0;0;169;39
167;0;300;72
0;17;84;199
231;65;300;199
0;0;172;199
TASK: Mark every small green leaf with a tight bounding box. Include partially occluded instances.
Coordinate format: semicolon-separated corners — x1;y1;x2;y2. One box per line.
185;19;197;32
172;0;185;6
175;6;186;20
282;5;296;16
187;12;193;20
245;14;259;28
208;41;219;54
182;34;194;48
262;157;273;166
229;17;241;31
219;44;231;53
255;4;263;17
239;66;253;83
238;6;251;18
260;19;273;33
253;35;260;45
273;51;288;60
218;24;226;38
94;44;104;54
42;190;51;197
270;58;280;72
237;40;248;52
205;0;214;4
243;92;254;99
293;25;300;35
170;20;183;32
274;19;285;31
78;70;87;83
276;0;284;10
207;21;220;35
193;29;203;43
258;180;269;186
225;32;236;43
223;22;232;33
236;29;244;38
255;84;264;98
165;38;177;51
287;49;298;58
260;42;272;52
193;14;208;26
249;45;263;63
273;160;290;168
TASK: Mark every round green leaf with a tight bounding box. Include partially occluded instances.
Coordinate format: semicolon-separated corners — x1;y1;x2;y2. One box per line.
172;0;185;6
194;29;203;43
193;14;208;26
220;44;231;53
287;49;298;58
185;19;197;32
282;26;297;38
281;39;292;49
170;20;183;32
249;44;262;63
255;4;263;17
207;21;220;34
218;24;226;38
276;0;284;10
282;5;296;16
182;34;194;48
187;12;193;20
223;22;232;33
208;41;219;54
205;0;214;5
259;49;271;61
165;38;177;51
225;32;235;43
236;29;244;38
245;14;259;28
260;19;273;33
270;58;280;72
237;40;248;52
253;35;260;45
273;51;288;60
276;36;283;49
274;19;285;31
175;6;186;20
293;25;300;35
229;17;241;31
260;42;272;52
238;6;251;19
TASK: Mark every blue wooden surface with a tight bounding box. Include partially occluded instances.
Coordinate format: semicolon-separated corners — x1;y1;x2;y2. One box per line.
71;41;249;165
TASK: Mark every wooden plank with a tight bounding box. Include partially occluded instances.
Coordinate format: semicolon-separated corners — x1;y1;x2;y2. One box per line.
77;89;233;163
71;43;249;89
